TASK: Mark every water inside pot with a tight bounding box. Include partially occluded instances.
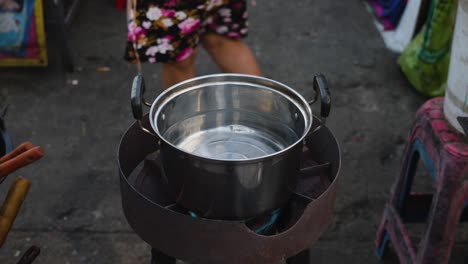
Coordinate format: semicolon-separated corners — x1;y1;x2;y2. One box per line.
163;110;300;160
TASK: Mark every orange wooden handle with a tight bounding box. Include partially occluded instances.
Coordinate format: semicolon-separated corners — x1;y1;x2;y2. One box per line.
0;147;44;179
0;142;35;164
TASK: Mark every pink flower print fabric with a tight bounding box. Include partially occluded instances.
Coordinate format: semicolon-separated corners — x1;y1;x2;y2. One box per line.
125;0;249;63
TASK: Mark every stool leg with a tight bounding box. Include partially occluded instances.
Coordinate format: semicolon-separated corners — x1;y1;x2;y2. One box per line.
416;159;467;264
375;218;391;259
375;140;420;259
392;140;426;211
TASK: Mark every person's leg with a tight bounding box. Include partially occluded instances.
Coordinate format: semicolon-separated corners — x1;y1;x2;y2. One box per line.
161;49;198;90
201;32;261;76
125;0;204;90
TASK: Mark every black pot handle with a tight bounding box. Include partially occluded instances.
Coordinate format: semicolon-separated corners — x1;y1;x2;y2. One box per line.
131;74;145;120
130;75;158;137
307;74;331;136
311;74;331;123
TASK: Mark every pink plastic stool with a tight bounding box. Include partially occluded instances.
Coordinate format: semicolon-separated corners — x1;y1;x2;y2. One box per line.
375;97;468;263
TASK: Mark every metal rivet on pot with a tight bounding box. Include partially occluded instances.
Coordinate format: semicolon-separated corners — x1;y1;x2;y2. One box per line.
162;113;165;120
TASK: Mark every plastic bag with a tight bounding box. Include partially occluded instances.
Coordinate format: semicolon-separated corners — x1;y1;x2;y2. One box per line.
398;0;457;97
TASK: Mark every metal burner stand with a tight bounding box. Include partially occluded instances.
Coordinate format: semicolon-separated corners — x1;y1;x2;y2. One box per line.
118;116;341;264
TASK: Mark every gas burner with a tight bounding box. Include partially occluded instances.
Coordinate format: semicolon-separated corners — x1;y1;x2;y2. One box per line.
188;207;282;235
118;116;341;264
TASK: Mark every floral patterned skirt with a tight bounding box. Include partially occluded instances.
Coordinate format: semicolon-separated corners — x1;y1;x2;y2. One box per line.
124;0;248;63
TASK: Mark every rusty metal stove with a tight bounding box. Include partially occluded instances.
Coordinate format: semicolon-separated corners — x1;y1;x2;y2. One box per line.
118;115;341;264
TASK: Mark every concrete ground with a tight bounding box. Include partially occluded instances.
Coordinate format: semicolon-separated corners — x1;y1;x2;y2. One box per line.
0;0;467;263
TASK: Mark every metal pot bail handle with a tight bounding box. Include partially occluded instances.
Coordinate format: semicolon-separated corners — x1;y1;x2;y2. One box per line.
131;74;157;137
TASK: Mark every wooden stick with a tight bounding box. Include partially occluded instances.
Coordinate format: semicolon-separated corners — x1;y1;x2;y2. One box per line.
0;177;31;248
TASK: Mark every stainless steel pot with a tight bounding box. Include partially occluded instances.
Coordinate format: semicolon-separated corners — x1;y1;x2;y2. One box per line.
131;74;330;220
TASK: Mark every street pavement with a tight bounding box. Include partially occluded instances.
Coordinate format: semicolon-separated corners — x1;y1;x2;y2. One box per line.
0;0;466;263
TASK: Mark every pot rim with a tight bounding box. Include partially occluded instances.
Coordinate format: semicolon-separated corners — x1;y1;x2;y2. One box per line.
149;73;313;162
